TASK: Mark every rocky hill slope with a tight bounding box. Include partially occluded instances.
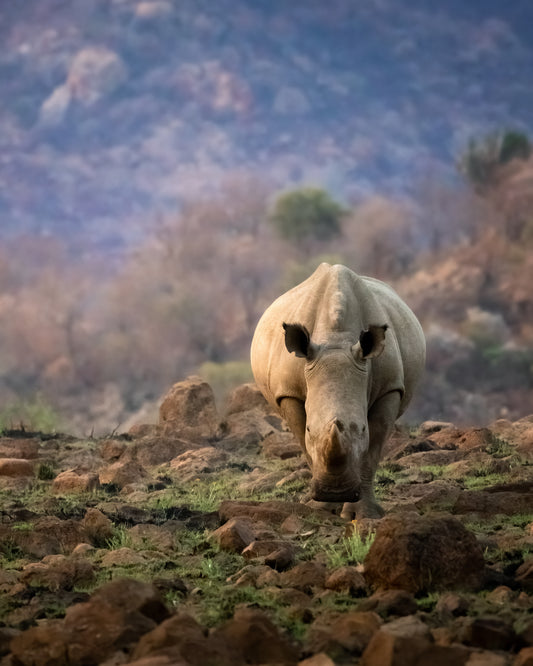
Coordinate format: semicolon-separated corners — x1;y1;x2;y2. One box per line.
1;377;532;665
1;0;533;249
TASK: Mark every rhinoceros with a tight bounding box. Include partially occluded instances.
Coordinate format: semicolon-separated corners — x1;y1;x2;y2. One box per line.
250;263;425;519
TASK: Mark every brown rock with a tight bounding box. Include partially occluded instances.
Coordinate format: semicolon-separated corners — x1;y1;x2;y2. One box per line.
12;516;88;557
280;561;326;593
262;431;302;459
10;579;168;666
224;383;272;416
325;566;367;595
264;543;297;571
514;558;533;593
514;647;533;666
170;446;228;480
241;539;291;560
380;614;432;640
211;518;255;552
100;438;128;461
99;459;148;488
0;458;34;477
20;554;95;591
358;589;418;617
391;480;462;512
159;376;219;441
63;579;169;663
10;620;69;666
256;568;283;587
131;437;201;467
81;508;114;546
132;612;237;665
213;607;299;665
219;499;318;526
101;547;147;567
361;631;471;666
309;611;381;655
462;617;517;651
52;469;100;494
0;438;40;459
435;592;470;617
453;490;533;516
364;512;485;593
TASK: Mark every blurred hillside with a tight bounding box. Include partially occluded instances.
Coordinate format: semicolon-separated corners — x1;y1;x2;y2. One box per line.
0;1;532;433
1;0;533;248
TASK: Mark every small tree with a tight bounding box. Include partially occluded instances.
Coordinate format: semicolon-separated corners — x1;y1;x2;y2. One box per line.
270;187;344;243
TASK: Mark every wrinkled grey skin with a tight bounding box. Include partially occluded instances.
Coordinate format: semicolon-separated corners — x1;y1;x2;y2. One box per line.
250;263;425;519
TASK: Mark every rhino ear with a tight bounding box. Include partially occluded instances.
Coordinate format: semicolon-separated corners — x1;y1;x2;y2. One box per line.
352;324;388;361
283;323;317;360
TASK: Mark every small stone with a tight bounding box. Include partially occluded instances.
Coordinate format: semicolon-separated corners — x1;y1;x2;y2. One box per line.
0;458;34;477
241;540;289;560
264;544;296;571
486;585;515;605
280;561;326;593
100;547;147;567
213;607;299;665
358;589;418;617
514;647;533;666
464;617;516;652
308;611;381;655
325;566;366;595
212;518;255;553
435;592;470;617
52;469;100;494
81;508;114;546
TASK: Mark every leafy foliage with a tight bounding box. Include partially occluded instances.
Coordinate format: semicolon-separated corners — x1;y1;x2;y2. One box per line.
270;187;344;242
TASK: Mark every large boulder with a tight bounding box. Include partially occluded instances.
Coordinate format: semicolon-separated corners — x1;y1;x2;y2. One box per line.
159;377;219;441
364;512;485;594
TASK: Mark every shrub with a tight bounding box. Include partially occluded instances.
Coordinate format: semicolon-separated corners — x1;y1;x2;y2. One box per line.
270;187;344;242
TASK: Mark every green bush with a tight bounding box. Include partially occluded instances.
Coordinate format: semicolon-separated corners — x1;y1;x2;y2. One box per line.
270;187;345;242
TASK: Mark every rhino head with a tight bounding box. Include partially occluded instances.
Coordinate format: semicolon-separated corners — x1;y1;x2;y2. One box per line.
283;322;388;503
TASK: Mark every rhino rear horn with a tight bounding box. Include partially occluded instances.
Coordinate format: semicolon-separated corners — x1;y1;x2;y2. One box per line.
352;324;388;360
283;323;317;360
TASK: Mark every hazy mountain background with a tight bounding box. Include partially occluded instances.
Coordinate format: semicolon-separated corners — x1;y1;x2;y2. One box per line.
2;0;532;249
1;0;532;434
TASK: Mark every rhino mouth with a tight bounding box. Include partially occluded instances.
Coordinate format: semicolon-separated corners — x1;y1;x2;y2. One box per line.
311;480;360;503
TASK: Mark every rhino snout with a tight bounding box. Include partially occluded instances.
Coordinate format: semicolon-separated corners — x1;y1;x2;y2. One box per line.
311;478;360;503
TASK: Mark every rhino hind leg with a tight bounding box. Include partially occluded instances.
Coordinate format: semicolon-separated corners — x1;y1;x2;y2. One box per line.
347;391;402;521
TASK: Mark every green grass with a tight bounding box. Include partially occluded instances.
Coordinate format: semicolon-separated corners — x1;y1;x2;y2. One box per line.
486;436;515;459
419;464;446;478
462;472;512;490
326;531;376;568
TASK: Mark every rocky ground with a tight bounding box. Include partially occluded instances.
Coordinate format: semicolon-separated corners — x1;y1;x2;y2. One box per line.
0;376;532;666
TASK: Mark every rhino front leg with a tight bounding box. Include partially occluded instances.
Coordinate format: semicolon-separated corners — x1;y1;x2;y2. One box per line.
341;391;401;521
278;397;309;463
